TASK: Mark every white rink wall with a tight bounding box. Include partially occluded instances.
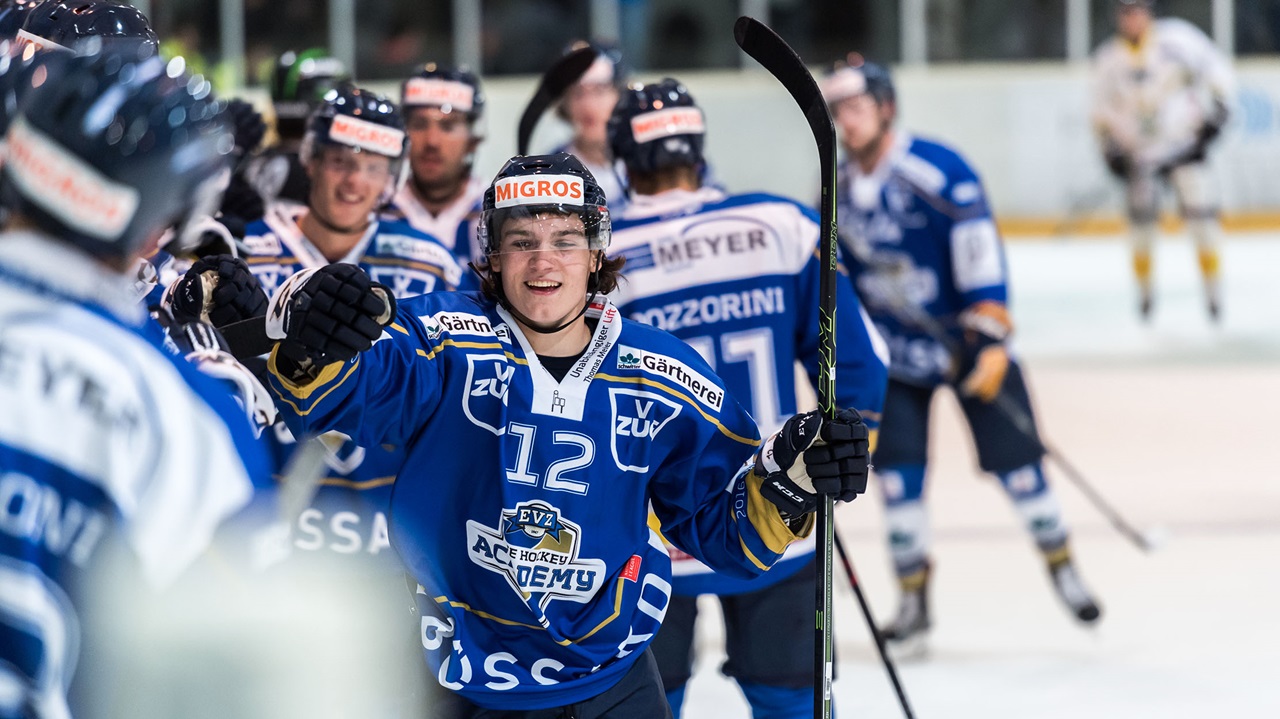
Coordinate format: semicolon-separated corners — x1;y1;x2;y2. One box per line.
360;59;1280;221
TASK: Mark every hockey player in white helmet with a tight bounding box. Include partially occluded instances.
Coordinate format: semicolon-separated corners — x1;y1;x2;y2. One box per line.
381;63;487;266
1092;0;1235;321
824;55;1103;654
552;41;629;209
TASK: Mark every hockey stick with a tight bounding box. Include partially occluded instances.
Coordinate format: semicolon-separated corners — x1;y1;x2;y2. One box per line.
733;16;839;718
833;531;917;719
516;45;598;155
220;315;273;360
856;256;1162;552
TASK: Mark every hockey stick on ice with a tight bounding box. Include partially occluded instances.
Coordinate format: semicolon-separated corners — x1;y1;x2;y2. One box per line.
734;17;842;718
516;45;598;156
856;255;1162;553
833;531;917;719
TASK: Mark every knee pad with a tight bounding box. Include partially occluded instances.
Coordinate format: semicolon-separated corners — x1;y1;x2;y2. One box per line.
877;464;925;505
884;496;930;576
998;464;1068;551
737;681;813;719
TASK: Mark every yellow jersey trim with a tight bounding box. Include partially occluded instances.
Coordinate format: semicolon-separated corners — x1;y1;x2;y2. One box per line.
594;372;758;447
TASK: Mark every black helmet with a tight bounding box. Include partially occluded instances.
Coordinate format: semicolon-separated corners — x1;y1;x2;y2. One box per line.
821;53;896;107
270;48;347;138
0;0;44;42
1;49;233;259
400;62;485;134
17;0;157;57
301;84;408;204
0;39;38;138
479;152;610;255
608;78;706;175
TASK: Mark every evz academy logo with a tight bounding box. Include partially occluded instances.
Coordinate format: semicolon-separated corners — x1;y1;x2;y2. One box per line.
466;500;605;608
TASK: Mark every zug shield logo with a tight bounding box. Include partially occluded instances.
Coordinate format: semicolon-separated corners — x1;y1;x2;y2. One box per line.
466;500;606;609
608;388;682;473
463;354;513;435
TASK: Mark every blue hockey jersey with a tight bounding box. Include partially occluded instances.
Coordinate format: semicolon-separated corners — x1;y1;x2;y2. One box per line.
265;292;807;710
611;187;888;596
837;132;1010;387
0;231;268;718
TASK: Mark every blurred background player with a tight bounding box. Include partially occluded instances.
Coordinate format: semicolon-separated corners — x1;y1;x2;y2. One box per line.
256;151;871;716
0;47;267;719
607;78;889;717
244;48;348;211
382;62;487;266
1092;0;1235;321
554;40;628;208
0;0;43;42
823;56;1102;653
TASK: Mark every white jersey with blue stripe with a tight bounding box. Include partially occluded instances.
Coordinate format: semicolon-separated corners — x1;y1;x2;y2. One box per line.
838;132;1010;387
610;187;888;596
382;175;486;267
0;232;267;719
265;292;808;710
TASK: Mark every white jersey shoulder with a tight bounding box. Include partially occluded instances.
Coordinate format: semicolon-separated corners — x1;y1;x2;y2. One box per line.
386;176;485;254
0;234;254;587
611;187;816;303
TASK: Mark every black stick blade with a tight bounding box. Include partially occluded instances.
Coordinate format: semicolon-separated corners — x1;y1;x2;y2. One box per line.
516;46;598;155
733;16;833;150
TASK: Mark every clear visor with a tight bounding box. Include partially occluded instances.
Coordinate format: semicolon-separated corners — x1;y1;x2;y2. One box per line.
480;204;610;257
308;143;408;206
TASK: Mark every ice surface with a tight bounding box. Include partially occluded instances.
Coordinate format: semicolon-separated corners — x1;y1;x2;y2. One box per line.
682;233;1280;718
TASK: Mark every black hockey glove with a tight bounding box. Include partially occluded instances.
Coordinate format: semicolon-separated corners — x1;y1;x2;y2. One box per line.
265;264;396;379
218;174;266;232
225;98;267;158
757;408;871;517
165;255;268;328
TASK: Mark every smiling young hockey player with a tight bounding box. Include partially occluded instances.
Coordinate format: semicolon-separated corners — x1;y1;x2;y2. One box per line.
823;56;1102;653
604;78;888;717
382;63;487;266
1092;0;1235;321
258;152;872;717
0;48;267;718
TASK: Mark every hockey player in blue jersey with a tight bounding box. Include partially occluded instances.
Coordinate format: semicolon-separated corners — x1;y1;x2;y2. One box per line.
0;48;269;718
259;152;872;717
382;63;487;266
605;78;888;717
823;56;1102;650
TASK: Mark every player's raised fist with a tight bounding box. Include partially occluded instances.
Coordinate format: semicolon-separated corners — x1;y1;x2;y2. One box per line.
266;263;396;366
757;408;871;516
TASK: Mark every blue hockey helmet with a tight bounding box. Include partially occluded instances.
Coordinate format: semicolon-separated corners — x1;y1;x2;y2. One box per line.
608;77;706;175
270;48;348;138
301;84;408;203
821;53;896;108
0;0;44;42
1;49;234;260
479;152;610;255
400;62;485;135
16;0;157;58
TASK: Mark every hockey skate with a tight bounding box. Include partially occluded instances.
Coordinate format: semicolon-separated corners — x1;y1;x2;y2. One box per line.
1047;555;1102;624
881;565;931;659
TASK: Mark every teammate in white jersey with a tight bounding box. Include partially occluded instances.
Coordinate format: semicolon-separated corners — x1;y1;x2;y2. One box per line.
607;78;889;717
552;41;628;209
825;56;1103;653
0;48;268;719
258;153;873;717
382;63;487;266
1092;0;1235;320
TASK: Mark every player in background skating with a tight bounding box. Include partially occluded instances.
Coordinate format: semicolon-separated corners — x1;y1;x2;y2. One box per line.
0;48;268;719
824;56;1102;653
258;152;872;717
381;63;487;267
1092;0;1235;321
552;40;629;210
606;78;888;717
